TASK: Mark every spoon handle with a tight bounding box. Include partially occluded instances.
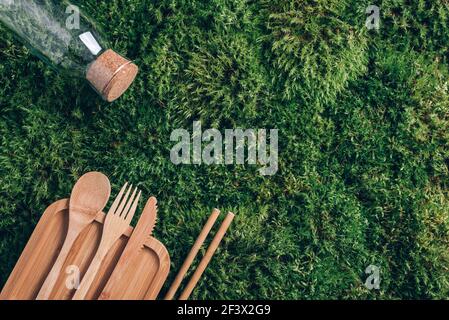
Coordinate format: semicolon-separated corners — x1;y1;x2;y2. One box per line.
72;248;106;300
36;227;80;300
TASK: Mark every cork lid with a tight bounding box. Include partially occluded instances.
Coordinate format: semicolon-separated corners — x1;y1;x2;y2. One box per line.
86;49;138;102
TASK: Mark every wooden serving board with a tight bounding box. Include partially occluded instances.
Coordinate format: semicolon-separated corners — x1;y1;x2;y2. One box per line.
0;199;170;300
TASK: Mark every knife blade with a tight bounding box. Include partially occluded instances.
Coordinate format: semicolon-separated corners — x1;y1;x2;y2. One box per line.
99;196;157;300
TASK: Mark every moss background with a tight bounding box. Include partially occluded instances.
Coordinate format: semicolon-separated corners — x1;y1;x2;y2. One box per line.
1;0;449;299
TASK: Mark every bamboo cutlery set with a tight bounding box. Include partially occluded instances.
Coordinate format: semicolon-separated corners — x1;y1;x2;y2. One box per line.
0;172;234;300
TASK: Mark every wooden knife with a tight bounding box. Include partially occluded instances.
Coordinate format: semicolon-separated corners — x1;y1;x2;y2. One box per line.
99;197;157;300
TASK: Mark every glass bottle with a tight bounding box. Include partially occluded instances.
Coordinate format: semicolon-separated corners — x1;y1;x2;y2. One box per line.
0;0;138;102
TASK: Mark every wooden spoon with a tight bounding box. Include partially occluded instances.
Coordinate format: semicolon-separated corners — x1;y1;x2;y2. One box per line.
36;172;111;300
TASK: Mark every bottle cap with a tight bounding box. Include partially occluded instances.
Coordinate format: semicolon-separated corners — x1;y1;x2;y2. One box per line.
86;49;138;102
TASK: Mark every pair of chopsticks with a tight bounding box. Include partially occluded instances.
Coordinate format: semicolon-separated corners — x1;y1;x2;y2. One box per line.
164;209;235;300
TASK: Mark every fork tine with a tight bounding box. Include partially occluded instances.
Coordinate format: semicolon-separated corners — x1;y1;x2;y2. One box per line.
125;190;141;223
120;187;138;218
115;184;132;216
107;182;128;215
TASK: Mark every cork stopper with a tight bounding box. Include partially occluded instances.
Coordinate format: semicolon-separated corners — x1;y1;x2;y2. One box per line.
86;49;138;102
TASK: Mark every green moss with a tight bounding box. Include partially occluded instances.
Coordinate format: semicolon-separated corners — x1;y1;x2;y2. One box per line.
0;0;448;299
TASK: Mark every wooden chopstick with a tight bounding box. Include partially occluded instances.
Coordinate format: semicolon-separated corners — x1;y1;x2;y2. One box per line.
164;209;221;300
178;212;235;300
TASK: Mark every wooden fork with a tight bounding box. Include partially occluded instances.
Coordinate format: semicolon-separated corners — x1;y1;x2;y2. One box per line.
72;183;141;300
